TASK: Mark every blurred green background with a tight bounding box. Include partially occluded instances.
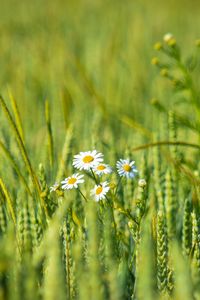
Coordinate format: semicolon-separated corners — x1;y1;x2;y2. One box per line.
0;0;199;164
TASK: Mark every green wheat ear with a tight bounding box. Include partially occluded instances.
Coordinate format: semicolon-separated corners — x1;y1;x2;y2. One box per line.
0;192;7;235
168;111;179;163
8;89;25;143
103;203;120;300
182;198;192;256
38;163;56;218
172;242;193;300
165;169;177;239
17;190;34;254
62;218;75;299
191;211;200;297
153;135;164;212
43;226;67;300
85;201;104;300
136;216;156;300
0;177;16;225
28;194;43;250
56;124;73;182
41;194;73;300
45;100;54;169
156;211;169;295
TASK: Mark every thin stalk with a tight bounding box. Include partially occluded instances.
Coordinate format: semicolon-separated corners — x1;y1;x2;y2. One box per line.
132;141;200;152
114;176;122;196
0;178;16;225
78;188;88;202
0;139;32;196
45;100;54;169
90;168;99;184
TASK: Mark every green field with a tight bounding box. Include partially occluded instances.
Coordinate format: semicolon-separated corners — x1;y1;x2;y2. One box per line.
0;1;200;299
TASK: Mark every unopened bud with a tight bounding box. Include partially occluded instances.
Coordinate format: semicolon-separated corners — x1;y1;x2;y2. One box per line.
163;33;173;42
195;39;200;47
154;42;163;50
163;33;176;46
138;179;147;188
151;57;159;65
160;68;168;77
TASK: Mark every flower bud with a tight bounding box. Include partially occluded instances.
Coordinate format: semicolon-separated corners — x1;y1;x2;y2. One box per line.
195;39;200;47
163;33;176;46
138;179;147;188
154;42;163;50
151;57;159;65
160;68;168;77
128;221;134;229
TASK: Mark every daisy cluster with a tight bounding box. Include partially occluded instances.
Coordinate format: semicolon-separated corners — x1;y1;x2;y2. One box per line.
50;150;138;202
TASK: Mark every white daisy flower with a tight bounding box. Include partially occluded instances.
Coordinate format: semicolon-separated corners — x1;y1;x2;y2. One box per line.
93;163;112;176
116;159;138;179
61;173;84;190
91;181;110;202
50;182;60;193
73;150;103;171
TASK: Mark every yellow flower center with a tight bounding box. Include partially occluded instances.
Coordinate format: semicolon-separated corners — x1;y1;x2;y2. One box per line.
68;177;77;184
96;186;103;195
123;164;131;172
97;165;106;171
83;155;94;163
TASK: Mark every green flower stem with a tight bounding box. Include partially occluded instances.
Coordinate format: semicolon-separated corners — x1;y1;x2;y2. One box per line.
114;176;122;195
78;188;88;202
90;168;99;184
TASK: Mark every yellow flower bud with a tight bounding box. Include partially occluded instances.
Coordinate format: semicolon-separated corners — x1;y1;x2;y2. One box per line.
154;42;162;50
163;33;176;46
160;68;168;77
128;221;134;229
195;39;200;47
109;182;116;189
151;57;159;65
